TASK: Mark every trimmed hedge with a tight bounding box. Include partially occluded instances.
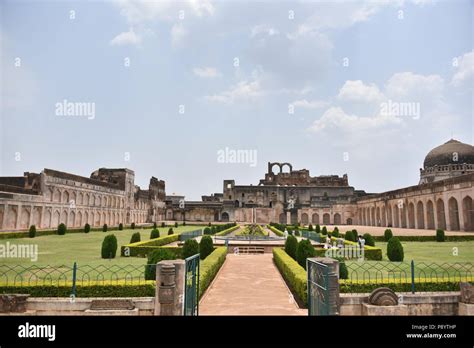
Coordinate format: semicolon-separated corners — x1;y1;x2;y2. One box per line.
267;225;285;237
214;225;240;236
199;236;214;260
28;225;36;238
373;235;474;242
339;280;463;293
150;228;160;239
101;234;118;259
384;229;393;242
182;239;199;259
57;223;67;235
121;233;180;257
436;229;445;242
273;248;307;306
199;247;227;298
0;283;155;297
144;248;176;280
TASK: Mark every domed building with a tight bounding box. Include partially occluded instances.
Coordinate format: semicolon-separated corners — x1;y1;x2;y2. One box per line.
420;139;474;184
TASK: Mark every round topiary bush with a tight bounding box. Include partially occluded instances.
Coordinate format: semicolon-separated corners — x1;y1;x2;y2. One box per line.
131;222;136;230
174;222;178;228
436;229;445;242
199;235;214;260
321;226;328;235
183;221;186;226
102;224;108;232
384;229;393;242
352;229;358;240
161;222;165;227
182;239;199;259
84;223;90;233
57;223;67;235
335;258;348;279
145;248;175;280
130;232;141;244
101;234;118;259
308;224;313;231
296;239;316;270
150;228;160;239
153;222;157;229
387;237;404;261
363;233;375;247
284;235;298;260
168;228;174;235
331;228;340;238
295;230;300;237
118;223;123;231
204;227;211;235
315;224;321;234
345;230;355;242
28;225;36;238
208;222;211;227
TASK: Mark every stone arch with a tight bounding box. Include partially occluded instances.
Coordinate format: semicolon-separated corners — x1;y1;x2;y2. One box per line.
387;205;392;227
312;213;319;224
280;162;292;173
62;191;70;204
448;197;460;231
376;207;381;226
53;188;61;202
416;201;425;229
279;213;287;224
33;207;42;227
52;210;60;227
462;196;474;231
323;213;330;225
393;204;400;228
301;213;309;225
102;212;106;225
221;212;229;222
269;162;281;174
20;207;30;229
333;213;341;225
95;211;100;226
60;210;68;225
436;199;446;230
70;191;76;206
78;192;83;205
408;202;415;229
76;211;82;226
84;211;89;226
69;211;76;227
371;207;376;226
43;209;52;228
45;187;53;202
381;206;386;226
426;200;435;229
346;217;353;225
400;204;407;228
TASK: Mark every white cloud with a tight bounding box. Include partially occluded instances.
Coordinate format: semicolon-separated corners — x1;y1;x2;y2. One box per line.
193;67;220;78
205;79;264;104
385;72;444;99
337;80;384;103
251;25;279;38
292;99;329;109
309;106;401;133
451;50;474;87
109;28;142;46
171;23;187;46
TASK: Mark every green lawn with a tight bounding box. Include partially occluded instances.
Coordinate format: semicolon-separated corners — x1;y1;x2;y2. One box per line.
0;225;203;286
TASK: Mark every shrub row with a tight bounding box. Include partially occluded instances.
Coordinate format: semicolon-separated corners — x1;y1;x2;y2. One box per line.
0;283;155;297
198;247;227;298
121;234;180;256
267;224;285;237
214;225;240;236
273;248;307;306
339;280;462;293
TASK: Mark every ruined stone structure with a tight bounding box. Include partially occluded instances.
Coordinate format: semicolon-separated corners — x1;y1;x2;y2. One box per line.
0;168;165;230
1;139;473;232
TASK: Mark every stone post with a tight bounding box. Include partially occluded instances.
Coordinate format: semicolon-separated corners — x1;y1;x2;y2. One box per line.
309;257;340;315
154;260;185;316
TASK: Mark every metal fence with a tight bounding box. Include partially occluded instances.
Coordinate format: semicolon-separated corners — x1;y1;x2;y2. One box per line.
179;229;203;241
0;263;153;289
301;230;321;243
340;260;473;293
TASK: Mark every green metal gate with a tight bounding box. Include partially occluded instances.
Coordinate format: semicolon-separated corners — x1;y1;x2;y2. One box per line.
307;259;330;316
184;254;200;316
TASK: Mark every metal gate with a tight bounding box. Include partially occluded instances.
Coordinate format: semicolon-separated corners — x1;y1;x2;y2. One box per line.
307;259;330;316
184;254;200;316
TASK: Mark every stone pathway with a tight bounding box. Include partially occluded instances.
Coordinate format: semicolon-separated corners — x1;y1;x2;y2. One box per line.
199;254;306;315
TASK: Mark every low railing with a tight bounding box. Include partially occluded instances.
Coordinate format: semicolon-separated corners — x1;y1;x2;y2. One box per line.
179;229;203;241
340;260;473;293
0;263;153;289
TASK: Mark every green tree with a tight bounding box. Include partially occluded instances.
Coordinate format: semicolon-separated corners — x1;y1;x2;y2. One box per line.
284;235;298;260
182;239;199;259
150;228;160;239
145;248;175;280
387;237;404;261
28;225;36;238
101;234;118;259
296;239;316;269
199;236;214;260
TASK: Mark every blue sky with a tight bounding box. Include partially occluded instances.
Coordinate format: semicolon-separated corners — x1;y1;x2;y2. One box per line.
1;0;473;199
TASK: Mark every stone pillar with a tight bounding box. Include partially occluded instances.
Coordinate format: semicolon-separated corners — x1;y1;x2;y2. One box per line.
154;260;185;316
457;192;465;232
443;195;451;231
286;211;291;225
308;257;340;315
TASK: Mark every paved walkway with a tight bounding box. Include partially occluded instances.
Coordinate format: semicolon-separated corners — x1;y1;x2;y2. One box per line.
199;254;306;315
